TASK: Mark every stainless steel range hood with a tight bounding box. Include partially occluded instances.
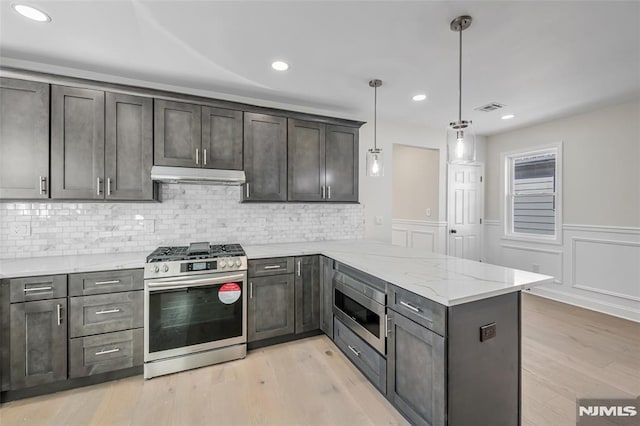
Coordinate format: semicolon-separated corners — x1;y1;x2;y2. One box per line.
151;166;246;185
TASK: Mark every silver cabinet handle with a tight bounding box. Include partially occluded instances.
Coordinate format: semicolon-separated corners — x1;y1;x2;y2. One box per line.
56;304;62;326
107;178;112;196
95;348;120;356
385;314;391;338
321;185;326;199
95;280;120;286
96;177;102;195
96;308;121;315
400;301;421;313
297;260;301;277
250;281;253;299
39;176;47;194
327;185;331;199
246;183;250;198
203;148;207;166
24;286;53;292
263;265;281;270
347;345;361;357
195;148;200;165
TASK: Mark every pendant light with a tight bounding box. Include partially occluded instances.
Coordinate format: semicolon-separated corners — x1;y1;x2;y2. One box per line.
447;15;476;164
366;79;383;177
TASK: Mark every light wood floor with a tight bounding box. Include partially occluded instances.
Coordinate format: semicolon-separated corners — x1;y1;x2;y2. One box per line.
1;293;638;426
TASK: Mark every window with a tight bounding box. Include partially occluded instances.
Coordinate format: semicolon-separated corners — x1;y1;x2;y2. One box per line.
503;143;562;243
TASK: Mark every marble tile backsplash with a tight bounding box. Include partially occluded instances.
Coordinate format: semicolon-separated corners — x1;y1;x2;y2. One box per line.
0;184;365;259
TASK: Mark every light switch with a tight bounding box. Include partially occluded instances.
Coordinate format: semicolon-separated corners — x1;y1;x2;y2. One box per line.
375;216;384;225
426;208;432;217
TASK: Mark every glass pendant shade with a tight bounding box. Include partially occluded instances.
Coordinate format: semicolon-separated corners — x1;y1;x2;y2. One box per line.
447;121;476;163
366;148;384;177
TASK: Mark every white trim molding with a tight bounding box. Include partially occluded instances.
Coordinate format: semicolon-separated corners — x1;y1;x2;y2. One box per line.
392;219;447;254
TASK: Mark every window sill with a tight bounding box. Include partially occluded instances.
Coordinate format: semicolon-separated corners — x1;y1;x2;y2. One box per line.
501;233;563;246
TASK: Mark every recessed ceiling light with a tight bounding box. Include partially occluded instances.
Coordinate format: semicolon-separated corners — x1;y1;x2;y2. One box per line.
11;3;51;22
501;114;515;120
271;61;289;71
412;94;427;101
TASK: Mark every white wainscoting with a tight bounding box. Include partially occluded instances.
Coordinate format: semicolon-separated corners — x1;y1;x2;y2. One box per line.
391;219;448;254
483;221;640;322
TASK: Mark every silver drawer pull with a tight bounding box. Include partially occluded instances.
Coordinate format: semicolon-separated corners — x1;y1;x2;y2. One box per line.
24;286;53;292
347;345;361;357
94;280;120;285
57;304;62;326
263;265;281;270
95;348;120;356
400;301;421;313
96;308;121;315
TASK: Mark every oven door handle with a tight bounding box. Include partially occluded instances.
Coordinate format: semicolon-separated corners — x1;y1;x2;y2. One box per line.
146;274;245;290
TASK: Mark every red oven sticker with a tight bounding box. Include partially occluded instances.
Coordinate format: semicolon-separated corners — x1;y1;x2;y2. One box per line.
219;282;241;304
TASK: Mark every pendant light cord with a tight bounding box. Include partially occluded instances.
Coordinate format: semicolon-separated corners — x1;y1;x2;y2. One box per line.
458;25;463;124
374;84;377;151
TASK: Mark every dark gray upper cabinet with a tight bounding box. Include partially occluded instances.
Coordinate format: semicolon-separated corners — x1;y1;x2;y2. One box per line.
51;85;105;199
9;298;68;390
105;93;154;200
243;112;287;201
325;125;359;202
0;78;50;200
319;256;334;339
288;119;326;201
202;106;243;170
247;274;295;342
154;99;201;167
294;256;320;333
387;309;445;426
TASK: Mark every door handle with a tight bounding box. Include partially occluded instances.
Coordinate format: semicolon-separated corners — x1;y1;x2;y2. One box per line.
400;300;421;313
56;304;62;326
327;185;331;199
321;185;326;199
347;345;361;357
95;348;120;356
450;229;457;234
203;149;207;166
95;280;120;286
250;281;253;299
95;308;121;315
23;286;53;293
107;178;112;196
385;314;392;338
39;176;47;194
96;177;102;196
297;260;301;277
195;148;200;165
245;183;250;198
263;265;281;270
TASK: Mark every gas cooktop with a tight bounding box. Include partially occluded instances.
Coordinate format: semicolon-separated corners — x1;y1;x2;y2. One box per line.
146;242;245;263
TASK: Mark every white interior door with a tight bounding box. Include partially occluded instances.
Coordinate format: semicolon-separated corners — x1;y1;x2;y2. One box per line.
447;164;484;261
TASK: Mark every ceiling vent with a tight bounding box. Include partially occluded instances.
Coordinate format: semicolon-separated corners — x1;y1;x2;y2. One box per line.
475;102;506;112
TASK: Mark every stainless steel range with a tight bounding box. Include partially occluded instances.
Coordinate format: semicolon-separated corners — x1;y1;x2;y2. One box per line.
143;242;247;379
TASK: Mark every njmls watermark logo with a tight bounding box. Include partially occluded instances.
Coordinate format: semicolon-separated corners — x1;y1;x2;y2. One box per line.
577;397;639;425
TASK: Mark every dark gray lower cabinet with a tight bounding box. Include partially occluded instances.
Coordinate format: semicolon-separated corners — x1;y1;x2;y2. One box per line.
0;78;50;199
69;291;144;338
69;328;143;378
9;298;67;390
294;256;320;333
387;309;445;426
248;274;295;342
319;256;334;339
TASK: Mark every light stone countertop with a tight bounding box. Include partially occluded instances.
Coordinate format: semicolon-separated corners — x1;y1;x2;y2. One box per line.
0;239;553;306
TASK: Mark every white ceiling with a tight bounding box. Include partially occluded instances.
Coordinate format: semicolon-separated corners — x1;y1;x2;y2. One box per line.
1;1;639;135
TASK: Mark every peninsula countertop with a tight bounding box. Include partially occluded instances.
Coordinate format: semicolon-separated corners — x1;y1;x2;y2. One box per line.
0;239;553;306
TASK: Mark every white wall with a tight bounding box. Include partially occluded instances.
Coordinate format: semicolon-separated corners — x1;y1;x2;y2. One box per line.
484;99;640;322
392;145;440;221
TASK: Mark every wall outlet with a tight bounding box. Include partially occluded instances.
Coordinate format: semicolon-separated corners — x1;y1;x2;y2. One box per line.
9;222;31;236
426;208;432;217
480;323;496;342
374;216;384;225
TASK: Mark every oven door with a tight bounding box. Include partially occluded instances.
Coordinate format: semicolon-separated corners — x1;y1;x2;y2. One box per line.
333;277;386;354
144;272;247;362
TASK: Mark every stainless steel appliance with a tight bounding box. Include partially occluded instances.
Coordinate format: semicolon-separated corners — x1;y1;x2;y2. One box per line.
143;242;247;379
332;265;387;355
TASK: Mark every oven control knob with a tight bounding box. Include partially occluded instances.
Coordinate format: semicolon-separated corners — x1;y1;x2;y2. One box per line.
220;260;227;268
162;264;169;273
153;265;159;273
235;259;241;267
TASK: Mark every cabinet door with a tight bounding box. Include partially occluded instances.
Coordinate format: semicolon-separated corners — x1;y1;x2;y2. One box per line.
387;310;445;426
0;78;50;199
243;112;287;201
319;256;334;339
294;256;320;333
325;125;359;202
105;93;154;200
9;298;67;390
202;106;243;170
247;274;294;342
154;99;201;167
51;86;105;199
287;119;326;201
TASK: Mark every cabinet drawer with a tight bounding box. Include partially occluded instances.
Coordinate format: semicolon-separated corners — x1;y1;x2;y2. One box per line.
69;328;143;378
69;269;143;296
9;275;67;303
69;291;143;338
388;284;446;337
334;317;386;393
248;257;294;277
